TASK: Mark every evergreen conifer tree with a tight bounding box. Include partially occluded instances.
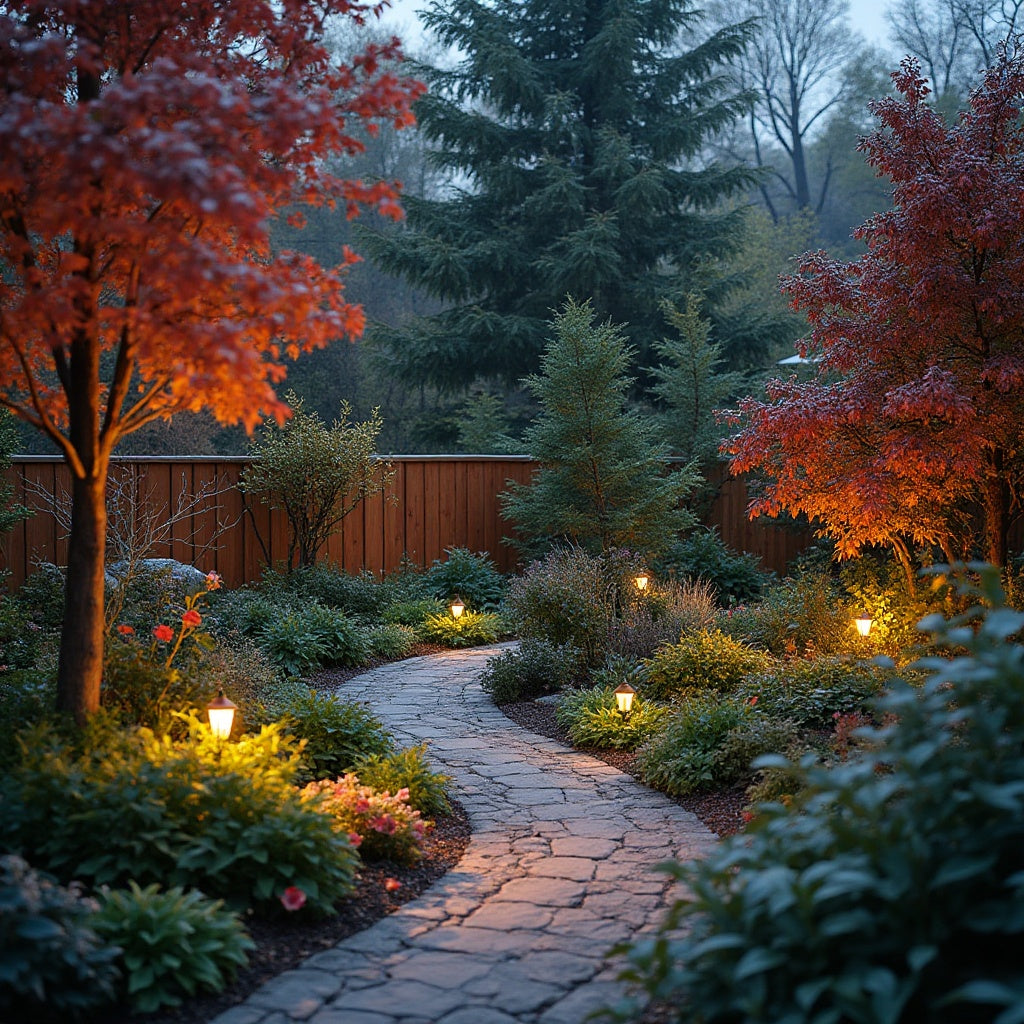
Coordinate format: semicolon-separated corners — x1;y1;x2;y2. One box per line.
500;300;698;557
363;0;760;392
650;296;747;464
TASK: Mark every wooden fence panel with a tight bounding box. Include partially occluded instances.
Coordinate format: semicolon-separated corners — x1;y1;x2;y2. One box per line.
2;454;835;588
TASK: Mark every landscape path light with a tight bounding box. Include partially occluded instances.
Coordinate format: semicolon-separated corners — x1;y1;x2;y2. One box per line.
634;574;649;592
450;595;465;619
614;682;636;717
855;613;874;638
207;689;237;739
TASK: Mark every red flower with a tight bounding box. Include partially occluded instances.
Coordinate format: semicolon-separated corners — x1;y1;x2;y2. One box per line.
384;877;402;893
181;609;202;628
369;814;397;835
747;695;758;707
152;624;175;642
205;571;222;591
347;832;363;848
117;624;135;636
279;886;307;912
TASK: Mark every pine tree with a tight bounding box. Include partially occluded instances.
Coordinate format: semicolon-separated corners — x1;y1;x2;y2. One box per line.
363;0;759;392
501;300;699;558
650;296;747;464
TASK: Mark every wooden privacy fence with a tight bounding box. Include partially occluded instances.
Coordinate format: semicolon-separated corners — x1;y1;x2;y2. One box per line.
0;455;812;590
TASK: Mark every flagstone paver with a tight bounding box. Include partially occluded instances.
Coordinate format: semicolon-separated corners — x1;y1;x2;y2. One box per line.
210;645;716;1024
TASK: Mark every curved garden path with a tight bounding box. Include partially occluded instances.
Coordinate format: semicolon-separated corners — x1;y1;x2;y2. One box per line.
211;645;717;1024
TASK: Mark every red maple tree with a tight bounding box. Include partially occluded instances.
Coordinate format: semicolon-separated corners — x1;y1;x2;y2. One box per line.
0;0;423;723
725;44;1024;579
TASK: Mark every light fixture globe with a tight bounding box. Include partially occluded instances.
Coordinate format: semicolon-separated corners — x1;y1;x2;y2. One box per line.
634;574;649;592
450;596;466;619
207;689;237;739
855;614;873;638
614;682;636;716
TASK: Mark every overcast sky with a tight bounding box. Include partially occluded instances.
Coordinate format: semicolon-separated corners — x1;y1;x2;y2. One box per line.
377;0;895;52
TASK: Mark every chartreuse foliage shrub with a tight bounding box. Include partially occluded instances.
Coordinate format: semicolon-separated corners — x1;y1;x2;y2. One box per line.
642;628;774;701
416;608;503;647
0;854;119;1023
617;568;1024;1024
0;716;358;917
92;882;253;1013
352;742;452;817
555;686;669;751
479;637;582;703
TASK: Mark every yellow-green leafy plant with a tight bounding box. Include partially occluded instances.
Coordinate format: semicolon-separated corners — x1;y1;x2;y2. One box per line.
555;686;669;751
351;742;452;817
643;628;774;700
416;609;503;648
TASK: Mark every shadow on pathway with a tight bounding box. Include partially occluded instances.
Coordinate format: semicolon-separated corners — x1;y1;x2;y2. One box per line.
212;645;717;1024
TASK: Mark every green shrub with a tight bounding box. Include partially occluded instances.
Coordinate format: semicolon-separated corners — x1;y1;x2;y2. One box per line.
505;546;613;666
281;688;393;781
0;591;40;671
479;638;582;703
0;717;359;917
416;609;503;647
0;854;120;1023
210;589;282;639
617;568;1024;1024
198;636;280;725
302;774;429;865
15;563;66;629
261;565;389;620
0;670;56;768
364;622;418;660
634;695;750;797
382;596;447;628
300;603;371;667
643;629;774;701
352;742;452;817
715;714;803;782
654;527;770;604
737;656;896;728
424;546;506;610
92;882;253;1014
257;611;328;676
555;686;669;751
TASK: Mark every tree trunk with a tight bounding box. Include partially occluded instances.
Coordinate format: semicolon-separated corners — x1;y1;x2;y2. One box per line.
56;470;108;725
982;447;1009;567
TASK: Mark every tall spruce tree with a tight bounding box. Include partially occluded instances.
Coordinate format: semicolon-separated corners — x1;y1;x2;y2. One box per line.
362;0;760;391
500;299;699;558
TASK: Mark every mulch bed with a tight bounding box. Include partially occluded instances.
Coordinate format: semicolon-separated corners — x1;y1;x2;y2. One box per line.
113;650;745;1023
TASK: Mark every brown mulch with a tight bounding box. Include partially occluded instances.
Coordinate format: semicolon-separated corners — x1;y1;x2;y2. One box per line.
110;646;744;1023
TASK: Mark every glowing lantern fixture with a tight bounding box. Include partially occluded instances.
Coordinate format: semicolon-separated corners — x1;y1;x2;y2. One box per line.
614;682;636;717
634;574;649;592
450;596;465;619
855;614;873;638
207;689;237;739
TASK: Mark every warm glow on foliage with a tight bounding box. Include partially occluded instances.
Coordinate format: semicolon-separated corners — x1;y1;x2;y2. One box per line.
725;44;1024;570
0;0;423;723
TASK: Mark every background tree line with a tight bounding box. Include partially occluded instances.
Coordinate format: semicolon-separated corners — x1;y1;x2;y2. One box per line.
9;0;1020;462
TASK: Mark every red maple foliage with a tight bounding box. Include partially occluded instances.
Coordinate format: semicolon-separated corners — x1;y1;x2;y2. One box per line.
725;43;1024;578
0;0;423;722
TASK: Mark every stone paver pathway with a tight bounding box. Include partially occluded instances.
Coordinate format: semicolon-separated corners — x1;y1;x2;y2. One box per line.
212;645;717;1024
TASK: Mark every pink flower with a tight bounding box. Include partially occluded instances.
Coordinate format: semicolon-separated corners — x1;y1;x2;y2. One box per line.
205;571;222;591
117;624;135;636
396;787;410;803
369;814;397;835
279;886;307;912
182;609;202;628
152;624;175;642
384;877;402;893
347;832;363;848
354;797;371;814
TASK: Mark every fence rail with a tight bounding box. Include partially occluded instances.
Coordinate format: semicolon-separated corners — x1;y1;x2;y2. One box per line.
1;455;811;589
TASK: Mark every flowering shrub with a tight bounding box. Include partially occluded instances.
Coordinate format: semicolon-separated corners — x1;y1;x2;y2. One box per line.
303;774;430;865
